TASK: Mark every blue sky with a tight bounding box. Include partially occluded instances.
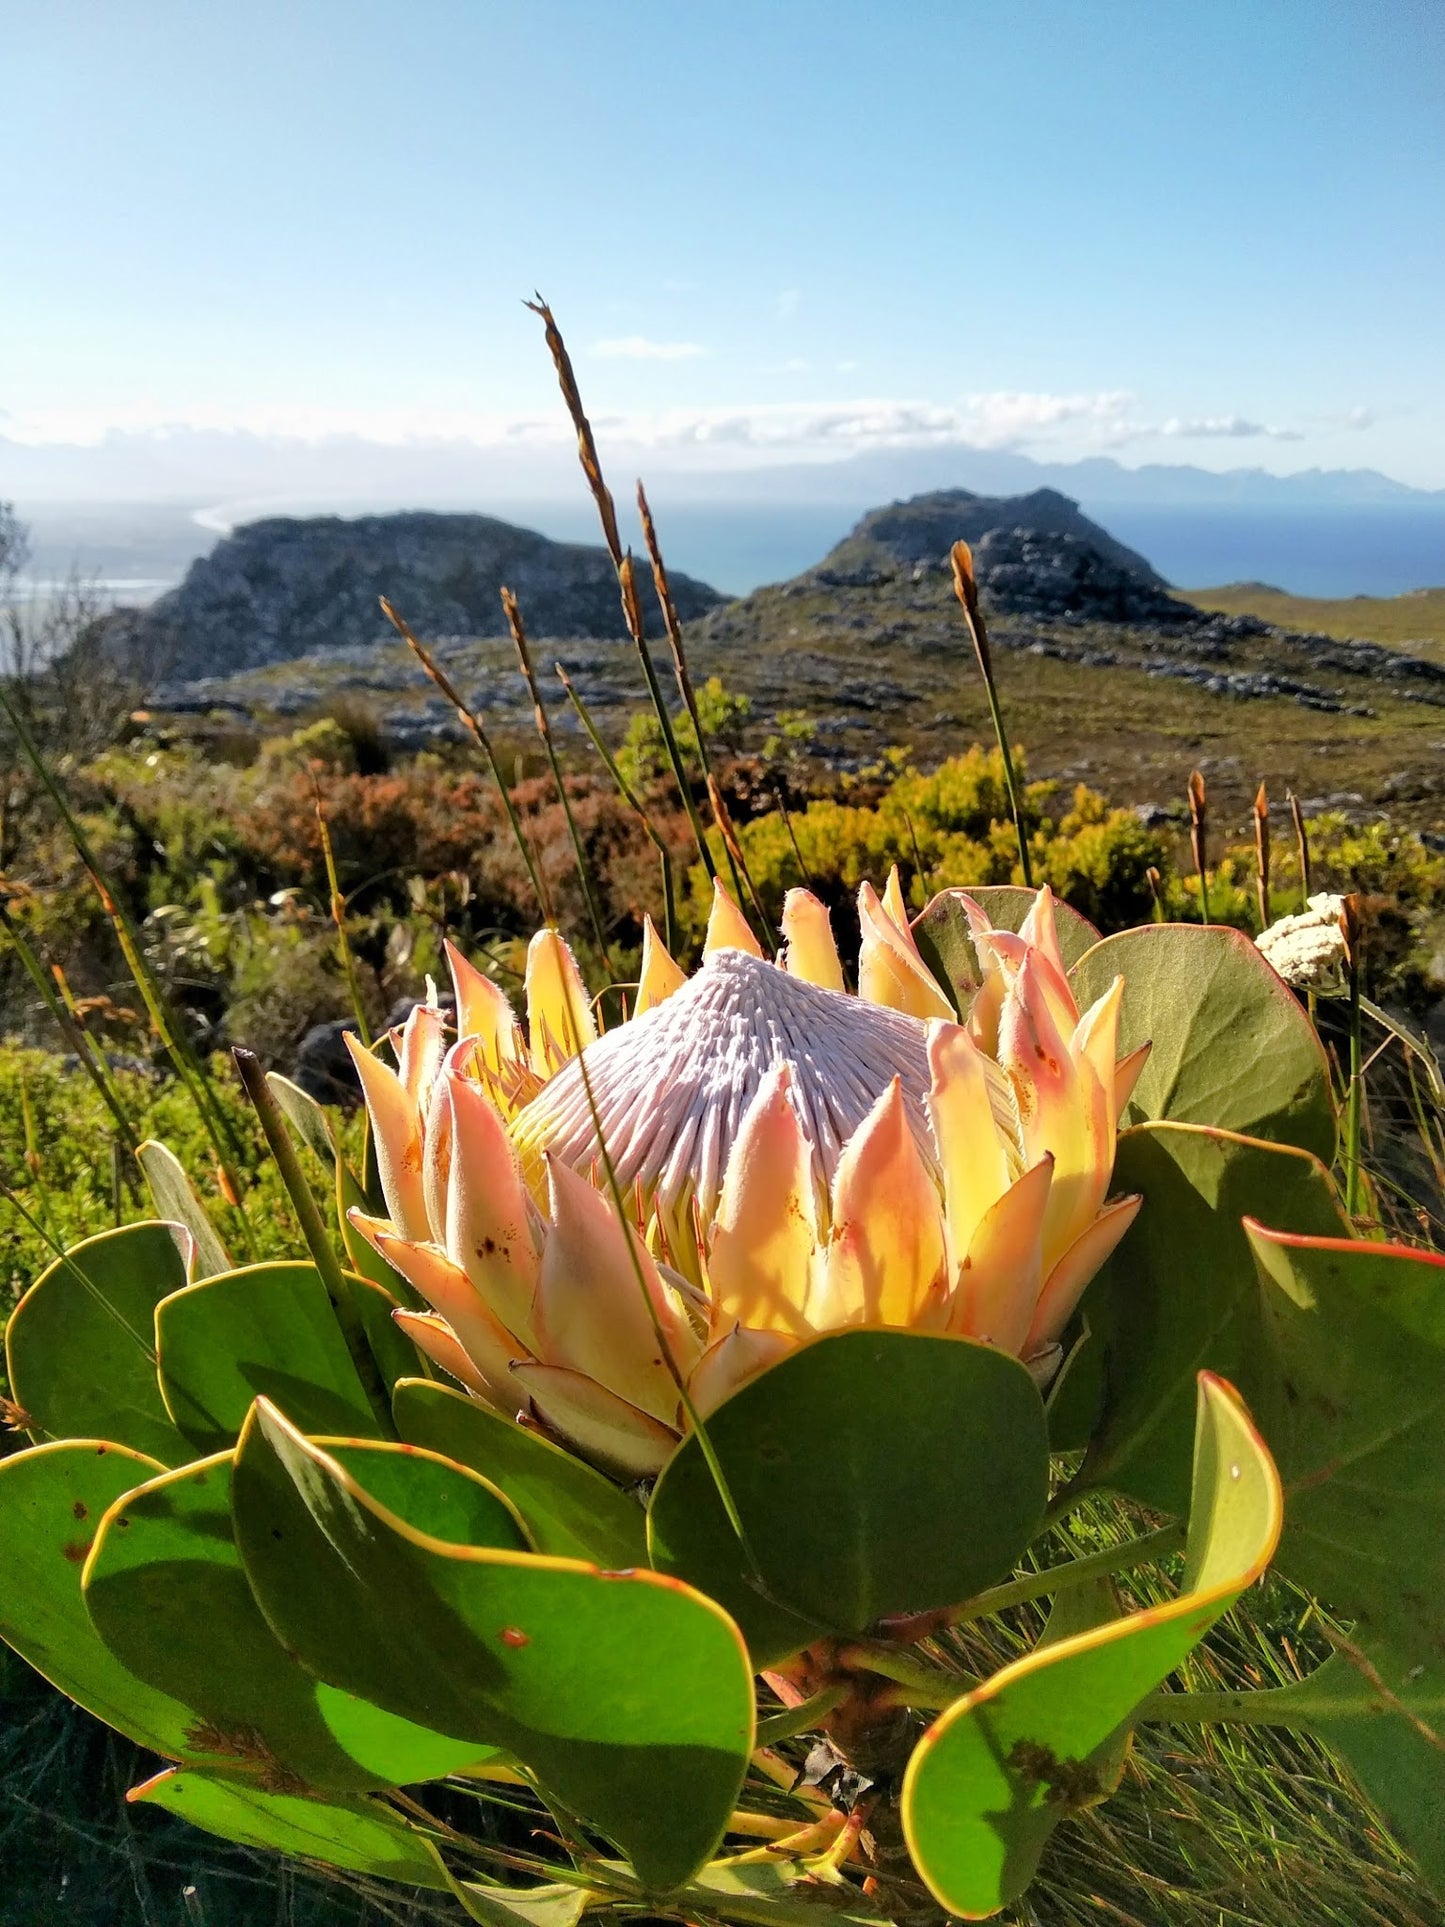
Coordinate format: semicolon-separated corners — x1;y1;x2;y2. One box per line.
4;0;1443;487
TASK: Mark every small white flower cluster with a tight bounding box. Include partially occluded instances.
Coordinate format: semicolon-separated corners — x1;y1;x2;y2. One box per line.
1256;893;1350;996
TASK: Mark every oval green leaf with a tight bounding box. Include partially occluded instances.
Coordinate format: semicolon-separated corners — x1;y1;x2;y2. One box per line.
155;1261;388;1453
128;1765;447;1887
1076;1122;1346;1512
84;1445;517;1792
902;1374;1282;1919
232;1398;754;1893
648;1330;1049;1662
0;1437;201;1758
392;1377;647;1567
5;1221;191;1462
1069;924;1335;1160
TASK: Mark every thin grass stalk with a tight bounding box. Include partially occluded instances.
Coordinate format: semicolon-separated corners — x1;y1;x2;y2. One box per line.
232;1047;395;1436
0;903;139;1156
771;784;814;889
0;1176;157;1361
1341;896;1364;1219
380;596;550;922
553;662;678;954
1253;781;1271;929
500;588;610;963
1288;790;1312;909
0;685;255;1247
525;299;720;887
1187;769;1210;925
552;990;758;1573
950;541;1032;886
311;772;371;1048
637;481;774;942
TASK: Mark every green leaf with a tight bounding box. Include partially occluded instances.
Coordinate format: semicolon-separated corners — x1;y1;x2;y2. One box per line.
127;1766;448;1887
232;1398;755;1892
136;1140;233;1278
154;1261;390;1453
1245;1224;1445;1655
901;1374;1282;1920
438;1854;595;1927
0;1438;200;1758
1077;1122;1346;1512
339;1155;414;1297
84;1447;511;1792
5;1222;191;1463
676;1860;892;1927
1264;1639;1445;1896
913;887;1101;1012
649;1330;1049;1664
266;1071;341;1168
1069;924;1335;1161
352;1274;426;1389
392;1377;647;1566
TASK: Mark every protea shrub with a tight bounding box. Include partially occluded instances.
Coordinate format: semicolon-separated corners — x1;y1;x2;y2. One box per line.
1;876;1439;1923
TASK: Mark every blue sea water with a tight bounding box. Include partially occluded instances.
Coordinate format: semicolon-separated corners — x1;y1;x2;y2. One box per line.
529;500;1445;600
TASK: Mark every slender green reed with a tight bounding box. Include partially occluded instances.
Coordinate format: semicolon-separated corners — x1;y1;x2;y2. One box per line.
554;662;679;954
1188;768;1211;924
311;773;371;1048
380;596;551;922
500;587;610;961
950;540;1032;886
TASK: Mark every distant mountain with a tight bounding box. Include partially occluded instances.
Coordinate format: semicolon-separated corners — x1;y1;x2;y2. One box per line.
132;511;725;679
814;488;1166;584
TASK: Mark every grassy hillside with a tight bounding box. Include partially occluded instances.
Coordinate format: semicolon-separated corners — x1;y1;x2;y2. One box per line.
1186;583;1445;657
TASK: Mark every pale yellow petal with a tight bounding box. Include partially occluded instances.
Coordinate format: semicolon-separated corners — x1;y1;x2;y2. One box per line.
343;1032;430;1242
535;1157;701;1425
635;915;688;1016
513;1362;679;1479
524;929;597;1077
926;1021;1016;1260
1018;885;1070;990
1026;1193;1142;1354
820;1078;948;1330
703;878;764;959
444;939;525;1075
999;950;1113;1276
1115;1040;1151;1116
881;864;911;933
780;888;844;992
856;881;954;1023
946;1154;1053;1355
708;1065;821;1338
446;1071;543;1347
688;1323;795;1418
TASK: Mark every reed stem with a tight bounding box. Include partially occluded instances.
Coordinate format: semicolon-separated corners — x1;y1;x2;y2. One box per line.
951;541;1032;886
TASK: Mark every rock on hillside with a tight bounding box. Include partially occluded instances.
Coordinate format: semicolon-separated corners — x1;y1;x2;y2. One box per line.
134;511;728;679
811;487;1192;624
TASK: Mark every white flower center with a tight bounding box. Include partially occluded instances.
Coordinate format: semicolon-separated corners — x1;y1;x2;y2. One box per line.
511;948;933;1215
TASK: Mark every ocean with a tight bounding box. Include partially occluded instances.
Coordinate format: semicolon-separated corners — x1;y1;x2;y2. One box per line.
16;499;1445;608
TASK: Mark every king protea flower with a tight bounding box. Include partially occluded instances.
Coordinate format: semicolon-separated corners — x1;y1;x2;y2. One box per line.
346;879;1146;1478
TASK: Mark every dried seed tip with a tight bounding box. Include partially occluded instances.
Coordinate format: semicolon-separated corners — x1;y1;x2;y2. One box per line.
525;294;624;566
1187;770;1207;822
618;553;645;643
950;539;991;673
1253;781;1269;821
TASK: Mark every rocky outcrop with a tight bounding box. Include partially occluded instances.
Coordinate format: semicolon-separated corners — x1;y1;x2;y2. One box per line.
132;511;727;680
813;487;1169;588
965;526;1194;625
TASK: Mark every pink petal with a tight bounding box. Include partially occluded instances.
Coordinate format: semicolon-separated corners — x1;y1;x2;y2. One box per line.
1115;1040;1151;1115
689;1323;796;1417
393;1309;499;1403
446;1071;542;1347
343;1032;430;1242
444;940;525;1075
536;1158;702;1425
524;929;597;1077
635;915;688;1015
927;1022;1017;1261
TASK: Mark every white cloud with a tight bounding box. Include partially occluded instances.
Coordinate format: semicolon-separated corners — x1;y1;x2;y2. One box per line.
589;336;705;361
1159;414;1303;442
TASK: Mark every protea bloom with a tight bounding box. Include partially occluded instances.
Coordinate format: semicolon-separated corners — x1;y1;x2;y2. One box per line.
347;879;1145;1478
